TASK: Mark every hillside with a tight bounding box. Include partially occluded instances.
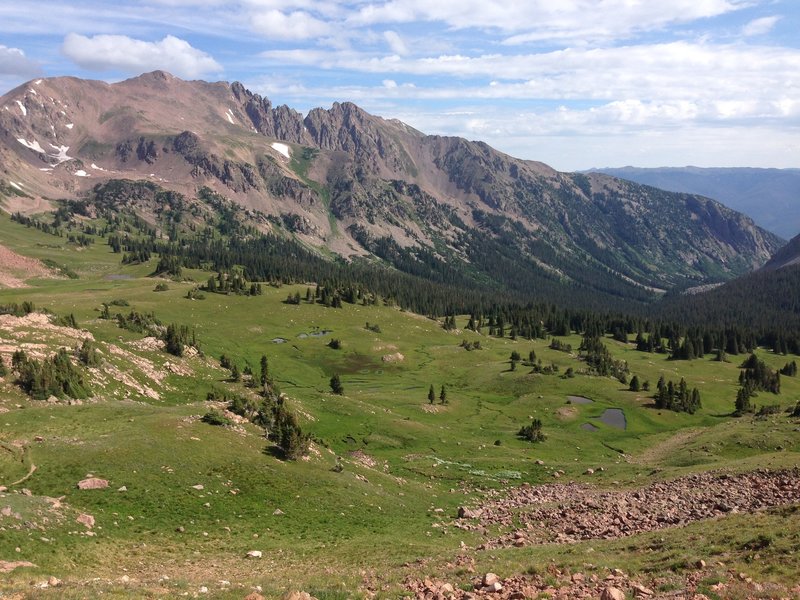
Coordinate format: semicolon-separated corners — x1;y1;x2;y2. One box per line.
0;72;783;308
0;213;798;598
590;166;800;239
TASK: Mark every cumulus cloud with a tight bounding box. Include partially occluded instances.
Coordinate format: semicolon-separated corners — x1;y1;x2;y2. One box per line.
0;45;41;76
741;15;781;37
61;33;221;78
251;9;331;39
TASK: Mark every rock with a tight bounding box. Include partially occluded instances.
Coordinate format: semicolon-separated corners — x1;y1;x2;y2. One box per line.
586;468;595;475
281;592;318;600
176;526;185;533
76;513;95;529
244;594;266;600
199;586;209;594
191;484;204;490
440;583;455;593
610;568;625;577
458;506;483;519
47;576;61;587
34;436;44;442
632;583;654;596
381;352;405;363
273;508;284;515
77;478;108;490
0;560;37;573
571;573;585;583
120;575;130;583
118;486;127;492
481;582;503;593
695;559;706;569
483;573;500;586
600;587;625;600
246;550;262;559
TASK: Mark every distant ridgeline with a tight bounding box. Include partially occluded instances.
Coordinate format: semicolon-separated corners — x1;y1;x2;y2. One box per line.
8;177;800;358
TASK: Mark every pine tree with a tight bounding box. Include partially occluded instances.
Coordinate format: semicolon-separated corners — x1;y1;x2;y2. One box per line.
439;384;448;405
428;385;435;404
330;373;344;395
260;354;269;392
629;375;640;392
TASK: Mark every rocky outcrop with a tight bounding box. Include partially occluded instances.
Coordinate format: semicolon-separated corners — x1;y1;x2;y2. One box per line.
452;469;799;549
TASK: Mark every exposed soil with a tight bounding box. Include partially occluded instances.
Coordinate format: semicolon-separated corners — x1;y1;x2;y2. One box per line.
0;243;57;288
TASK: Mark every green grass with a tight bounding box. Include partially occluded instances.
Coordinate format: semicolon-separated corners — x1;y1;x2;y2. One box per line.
0;211;798;597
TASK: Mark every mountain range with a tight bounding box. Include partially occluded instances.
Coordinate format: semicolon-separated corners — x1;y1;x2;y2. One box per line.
0;71;785;305
589;166;800;240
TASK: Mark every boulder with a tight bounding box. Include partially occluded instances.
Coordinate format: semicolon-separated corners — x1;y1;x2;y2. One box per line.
77;478;109;490
244;594;266;600
281;592;318;600
458;506;482;519
482;573;500;586
246;550;262;559
600;587;625;600
76;513;95;529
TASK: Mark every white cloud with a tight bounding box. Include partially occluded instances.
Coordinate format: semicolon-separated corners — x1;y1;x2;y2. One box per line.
260;41;800;108
348;0;749;40
383;30;408;55
251;9;331;40
0;45;40;76
741;15;781;36
61;33;221;78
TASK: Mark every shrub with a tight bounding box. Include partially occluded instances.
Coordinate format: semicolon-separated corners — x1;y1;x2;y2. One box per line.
201;410;231;426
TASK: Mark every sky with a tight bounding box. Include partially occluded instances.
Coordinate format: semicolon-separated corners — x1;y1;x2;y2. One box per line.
0;1;798;171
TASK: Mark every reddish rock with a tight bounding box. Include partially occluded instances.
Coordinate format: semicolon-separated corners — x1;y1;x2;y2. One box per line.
600;587;625;600
76;513;95;529
77;478;109;490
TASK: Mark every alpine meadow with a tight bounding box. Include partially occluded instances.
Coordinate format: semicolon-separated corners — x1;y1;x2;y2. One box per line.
0;42;799;600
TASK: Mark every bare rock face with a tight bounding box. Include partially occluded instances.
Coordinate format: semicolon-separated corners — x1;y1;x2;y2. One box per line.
76;477;108;490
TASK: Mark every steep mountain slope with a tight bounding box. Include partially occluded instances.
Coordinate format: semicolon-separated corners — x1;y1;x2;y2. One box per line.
0;72;783;303
762;232;800;271
589;166;800;239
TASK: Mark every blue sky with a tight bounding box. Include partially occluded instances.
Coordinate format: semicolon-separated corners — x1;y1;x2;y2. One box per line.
1;1;798;171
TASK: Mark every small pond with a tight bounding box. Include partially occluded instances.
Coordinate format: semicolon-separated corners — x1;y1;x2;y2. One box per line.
581;423;599;432
599;408;627;430
272;337;288;344
567;395;593;404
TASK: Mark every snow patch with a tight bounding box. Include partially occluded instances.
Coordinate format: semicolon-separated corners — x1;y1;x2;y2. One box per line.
48;144;72;164
39;167;53;172
65;123;74;129
90;163;106;171
226;108;235;124
74;170;89;177
9;181;23;190
28;88;37;96
17;138;45;153
35;79;42;85
15;100;26;116
271;142;291;160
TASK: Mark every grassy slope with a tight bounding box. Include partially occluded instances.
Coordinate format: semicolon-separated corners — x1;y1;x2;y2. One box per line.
0;213;798;598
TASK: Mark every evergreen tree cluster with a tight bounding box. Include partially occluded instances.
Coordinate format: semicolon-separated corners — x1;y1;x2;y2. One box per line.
12;348;91;401
518;418;545;442
202;269;263;296
738;354;781;394
580;334;629;380
654;376;701;414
